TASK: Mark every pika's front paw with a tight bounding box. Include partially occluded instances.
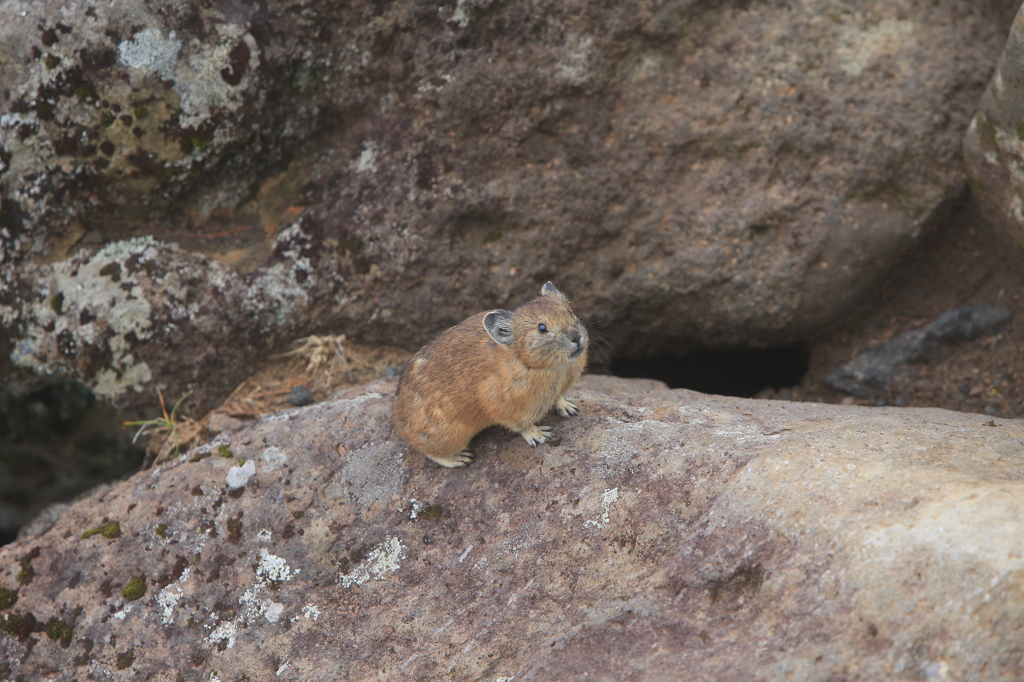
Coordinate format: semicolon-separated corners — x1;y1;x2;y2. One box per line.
555;397;579;418
520;424;553;447
428;449;476;468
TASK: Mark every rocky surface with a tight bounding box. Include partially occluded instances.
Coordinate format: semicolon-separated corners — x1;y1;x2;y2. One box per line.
2;375;1023;680
965;2;1024;250
824;302;1013;398
2;0;1016;415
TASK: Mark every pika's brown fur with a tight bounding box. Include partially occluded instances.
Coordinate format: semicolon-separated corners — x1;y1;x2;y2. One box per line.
392;282;588;467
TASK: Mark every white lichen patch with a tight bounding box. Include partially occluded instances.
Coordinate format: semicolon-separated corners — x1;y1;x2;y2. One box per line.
175;26;262;128
352;141;380;174
118;28;182;81
257;548;298;584
260;446;288;472
208;549;299;649
244;248;316;332
226;460;256;489
208;620;238;650
302;604;321;620
557;34;594;86
583;488;620;528
339;536;405;587
118;23;260;128
156;567;192;626
836;18;915;78
12;237;161;398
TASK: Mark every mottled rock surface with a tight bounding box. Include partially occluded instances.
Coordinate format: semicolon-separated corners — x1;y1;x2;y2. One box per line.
1;375;1023;681
1;0;1016;414
965;3;1024;249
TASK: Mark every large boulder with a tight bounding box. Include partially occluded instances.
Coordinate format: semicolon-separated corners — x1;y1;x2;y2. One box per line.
1;375;1022;680
965;3;1024;250
1;0;1015;414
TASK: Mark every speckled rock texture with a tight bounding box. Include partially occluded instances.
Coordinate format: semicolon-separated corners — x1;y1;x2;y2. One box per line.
965;3;1024;250
0;1;1016;414
1;375;1023;681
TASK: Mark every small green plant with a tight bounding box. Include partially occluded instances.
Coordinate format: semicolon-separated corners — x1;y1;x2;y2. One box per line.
122;576;147;601
0;587;16;610
46;618;73;642
124;390;196;466
81;520;121;540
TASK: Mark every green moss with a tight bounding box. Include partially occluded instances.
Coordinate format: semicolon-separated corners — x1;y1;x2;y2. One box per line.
122;576;147;601
155;523;168;537
44;54;61;70
99;111;116;128
226;518;243;544
46;618;73;642
50;292;64;315
0;587;16;610
157;164;177;183
976;115;999;152
133;105;149;119
74;84;98;102
422;505;443;520
482;229;503;244
81;520;121;540
217;445;233;458
116;648;135;670
341;237;364;255
36;101;54;120
1016;124;1024;142
17;548;39;585
190;133;211;151
1;613;29;637
15;565;31;586
291;511;304;519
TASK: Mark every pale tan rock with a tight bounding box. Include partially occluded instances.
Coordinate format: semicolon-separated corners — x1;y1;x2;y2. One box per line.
206;411;244;436
1;376;1022;680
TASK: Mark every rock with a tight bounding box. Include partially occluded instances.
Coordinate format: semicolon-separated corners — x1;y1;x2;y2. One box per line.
965;2;1024;249
1;1;1016;415
206;412;243;436
824;303;1013;397
286;385;315;407
2;375;1022;680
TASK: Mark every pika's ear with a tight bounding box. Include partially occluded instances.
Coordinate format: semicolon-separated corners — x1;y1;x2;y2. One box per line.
483;309;514;346
540;281;566;299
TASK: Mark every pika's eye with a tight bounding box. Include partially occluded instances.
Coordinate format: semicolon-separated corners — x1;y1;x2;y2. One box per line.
538;323;548;333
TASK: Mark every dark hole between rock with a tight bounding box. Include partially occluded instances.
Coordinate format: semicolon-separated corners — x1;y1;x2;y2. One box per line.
609;345;810;397
0;381;145;549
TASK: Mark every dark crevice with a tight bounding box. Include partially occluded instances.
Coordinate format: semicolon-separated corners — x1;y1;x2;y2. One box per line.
610;345;810;397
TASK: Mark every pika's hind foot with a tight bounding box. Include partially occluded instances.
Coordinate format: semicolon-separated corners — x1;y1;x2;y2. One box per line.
520;424;553;447
555;397;579;418
427;449;475;468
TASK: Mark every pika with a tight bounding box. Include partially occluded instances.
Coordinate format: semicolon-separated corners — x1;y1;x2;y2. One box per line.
392;282;588;468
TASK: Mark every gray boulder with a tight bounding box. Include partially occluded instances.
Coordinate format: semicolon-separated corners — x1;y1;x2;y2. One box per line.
1;376;1022;680
1;0;1016;414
